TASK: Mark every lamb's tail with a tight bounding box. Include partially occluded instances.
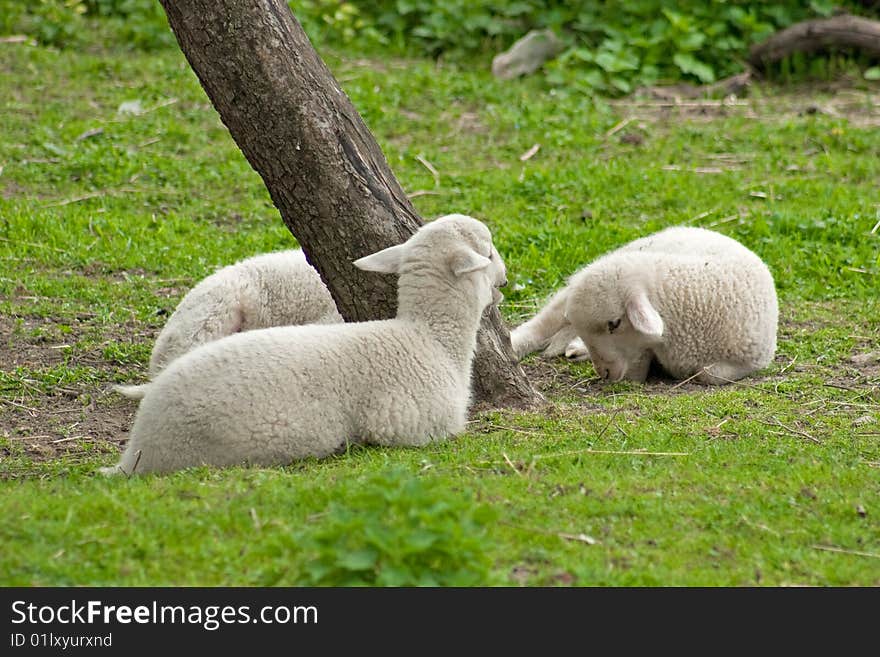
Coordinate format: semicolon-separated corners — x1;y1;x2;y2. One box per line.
113;383;150;400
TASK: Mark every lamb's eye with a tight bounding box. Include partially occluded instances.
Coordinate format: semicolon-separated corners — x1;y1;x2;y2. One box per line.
607;318;622;333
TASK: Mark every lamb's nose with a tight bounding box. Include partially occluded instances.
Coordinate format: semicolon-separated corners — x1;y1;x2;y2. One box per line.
499;277;508;288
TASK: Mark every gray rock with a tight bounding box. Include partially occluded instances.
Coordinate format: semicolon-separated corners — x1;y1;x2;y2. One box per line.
492;29;564;80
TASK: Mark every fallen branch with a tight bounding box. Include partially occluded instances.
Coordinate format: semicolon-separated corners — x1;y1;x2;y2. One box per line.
43;186;139;208
749;14;880;70
630;14;880;103
406;189;442;199
501;452;526;478
532;448;689;461
0;235;66;253
605;117;633;137
812;544;880;559
557;532;599;545
501;522;601;546
50;435;86;444
762;418;822;444
635;72;752;101
414;154;440;187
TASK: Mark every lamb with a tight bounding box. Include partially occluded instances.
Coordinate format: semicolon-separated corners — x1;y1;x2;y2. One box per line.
115;248;343;401
147;248;342;377
101;214;507;476
510;226;778;385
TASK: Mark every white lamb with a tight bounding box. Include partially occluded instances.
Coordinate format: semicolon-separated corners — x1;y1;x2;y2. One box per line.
146;249;342;378
510;226;778;385
101;214;507;476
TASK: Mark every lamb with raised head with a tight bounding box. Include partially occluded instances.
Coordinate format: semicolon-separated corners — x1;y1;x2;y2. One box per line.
101;214;507;475
510;226;777;384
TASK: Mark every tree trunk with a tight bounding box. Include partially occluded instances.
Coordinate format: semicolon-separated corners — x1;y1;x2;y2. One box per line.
748;14;880;70
157;0;541;408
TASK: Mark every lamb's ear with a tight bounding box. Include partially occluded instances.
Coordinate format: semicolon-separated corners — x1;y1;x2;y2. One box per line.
353;243;408;274
625;290;664;338
449;247;491;276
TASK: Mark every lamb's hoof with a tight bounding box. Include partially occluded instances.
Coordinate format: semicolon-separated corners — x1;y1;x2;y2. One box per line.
564;337;590;362
509;337;528;360
98;465;124;477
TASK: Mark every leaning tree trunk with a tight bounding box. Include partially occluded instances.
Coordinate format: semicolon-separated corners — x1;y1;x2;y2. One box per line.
158;0;540;408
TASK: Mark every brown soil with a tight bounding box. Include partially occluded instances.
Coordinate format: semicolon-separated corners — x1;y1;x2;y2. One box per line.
1;391;137;467
617;80;880;128
0;315;154;465
519;314;880;401
2;307;876;467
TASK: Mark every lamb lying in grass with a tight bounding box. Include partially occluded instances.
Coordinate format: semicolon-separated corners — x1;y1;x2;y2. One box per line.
148;249;342;376
102;214;507;475
114;248;342;401
510;226;777;385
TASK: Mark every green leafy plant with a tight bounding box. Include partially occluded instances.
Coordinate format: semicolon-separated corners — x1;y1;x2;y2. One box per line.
0;0;87;47
293;469;497;586
2;1;877;89
300;1;878;92
81;0;175;49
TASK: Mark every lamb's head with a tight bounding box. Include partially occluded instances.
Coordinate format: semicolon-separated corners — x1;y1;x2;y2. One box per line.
564;255;664;382
353;214;507;312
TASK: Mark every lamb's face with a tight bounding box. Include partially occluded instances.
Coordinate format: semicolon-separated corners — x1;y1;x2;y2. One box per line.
573;309;654;382
488;243;508;305
353;214;508;314
427;214;508;308
565;262;663;382
583;328;654;383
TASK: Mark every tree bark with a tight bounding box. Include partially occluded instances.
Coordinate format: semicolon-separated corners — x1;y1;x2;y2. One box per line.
157;0;541;408
748;14;880;70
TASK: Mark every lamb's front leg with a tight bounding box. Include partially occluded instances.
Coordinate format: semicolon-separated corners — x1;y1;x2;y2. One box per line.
510;289;572;359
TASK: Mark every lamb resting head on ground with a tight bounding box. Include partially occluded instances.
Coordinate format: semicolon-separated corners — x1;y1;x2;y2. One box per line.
511;226;778;385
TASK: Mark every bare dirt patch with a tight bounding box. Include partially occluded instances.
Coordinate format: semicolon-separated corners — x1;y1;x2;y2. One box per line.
1;314;155;466
849;349;880;379
615;80;880;128
0;315;157;371
0;316;70;371
1;390;136;468
521;359;594;397
2;179;30;199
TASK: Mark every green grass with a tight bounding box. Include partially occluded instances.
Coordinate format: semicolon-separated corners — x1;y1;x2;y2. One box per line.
1;39;878;586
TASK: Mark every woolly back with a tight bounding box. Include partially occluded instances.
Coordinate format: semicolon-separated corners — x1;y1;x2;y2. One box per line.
618;226;754;259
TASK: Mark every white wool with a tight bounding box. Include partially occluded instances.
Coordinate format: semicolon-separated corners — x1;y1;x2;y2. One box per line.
148;249;342;377
510;226;778;385
102;214;507;475
115;249;342;401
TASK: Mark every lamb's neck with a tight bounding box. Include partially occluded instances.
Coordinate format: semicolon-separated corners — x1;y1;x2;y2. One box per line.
396;277;484;368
